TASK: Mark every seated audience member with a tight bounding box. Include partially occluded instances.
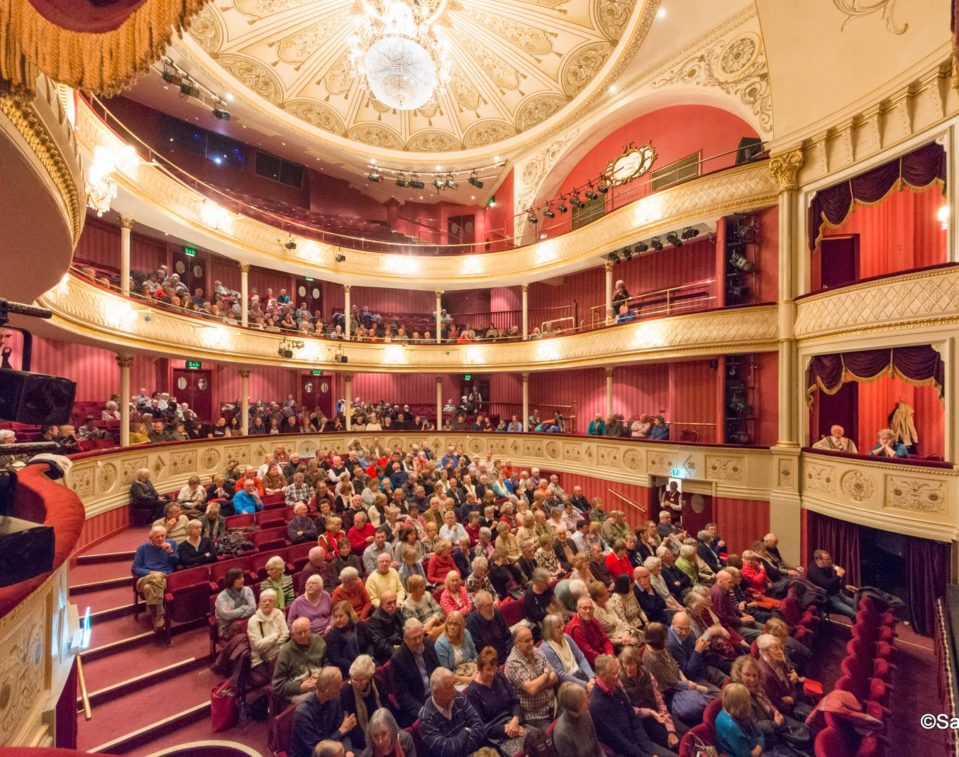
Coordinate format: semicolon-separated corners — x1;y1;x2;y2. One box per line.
634;566;671;625
131;526;178;630
77;415;108;441
869;427;908;458
289;667;356;757
367;590;406;663
619;645;679;752
731;654;811;752
366;553;406;607
554;681;605;757
466;556;496;600
325;601;375;677
467;591;513;663
642;622;714;726
260;555;295;610
332;567;373;620
349;511;376;555
273;616;328;708
361;707;414;757
541;613;595;687
676;543;709;586
739;549;773;597
287;502;319;544
390;618;440;727
262;463;287;495
176;475;207;515
668;611;728;688
177;518;217;567
233;478;264;514
200;501;228;545
363;528;395;576
649;415;670;440
609;573;648;638
339;656;386;751
206;473;233;507
288;574;334;635
604;539;634;580
303;546;336;588
715;683;766;757
522;568;558;628
806;549;858;620
813;424;858;454
247;589;290;675
590;580;640;648
505;625;557;729
214;567;256;640
466;647;527;754
587;543;613;586
565;596;614;666
435;610;478;684
400;574;444;635
153;502;189;544
600;510;631;547
589;654;675;757
697;529;724;574
495;521;522;562
764;616;811;676
756;634;810;719
419;667;487;756
286;471;311;507
710;569;761;639
439;569;473;616
331;538;363;583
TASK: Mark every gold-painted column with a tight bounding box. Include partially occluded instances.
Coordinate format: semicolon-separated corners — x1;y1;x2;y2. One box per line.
436;375;443;429
239;369;250;436
344;374;353;431
521;284;529;339
116;354;132;447
240;264;250;327
344;284;352;339
119;217;134;297
521;373;529;433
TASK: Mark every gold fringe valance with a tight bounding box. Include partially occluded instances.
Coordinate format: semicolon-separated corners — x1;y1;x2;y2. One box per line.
0;0;209;96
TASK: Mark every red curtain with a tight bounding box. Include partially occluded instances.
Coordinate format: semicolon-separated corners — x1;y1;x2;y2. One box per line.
805;511;861;586
906;535;951;636
806;346;945;402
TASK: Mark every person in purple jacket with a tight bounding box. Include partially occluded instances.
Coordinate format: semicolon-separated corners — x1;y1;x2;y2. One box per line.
131;525;178;630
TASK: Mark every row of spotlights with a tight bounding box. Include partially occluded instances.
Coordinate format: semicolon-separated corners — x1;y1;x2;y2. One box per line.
604;227;700;261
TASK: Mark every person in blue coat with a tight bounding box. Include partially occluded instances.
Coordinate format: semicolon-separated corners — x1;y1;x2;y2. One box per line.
715;683;766;757
232;478;263;514
868;428;909;458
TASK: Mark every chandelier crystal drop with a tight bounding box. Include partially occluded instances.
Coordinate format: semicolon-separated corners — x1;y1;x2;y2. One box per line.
348;0;450;111
86;144;138;217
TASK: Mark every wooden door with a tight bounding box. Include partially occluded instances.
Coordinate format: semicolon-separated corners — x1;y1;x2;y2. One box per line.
301;374;333;417
295;278;323;314
172;369;212;422
172;250;206;297
820;235;859;290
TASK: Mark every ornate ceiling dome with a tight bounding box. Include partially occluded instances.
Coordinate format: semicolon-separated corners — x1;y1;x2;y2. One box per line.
187;0;648;154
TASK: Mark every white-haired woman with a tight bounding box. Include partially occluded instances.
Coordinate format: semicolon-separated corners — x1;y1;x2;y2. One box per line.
287;574;332;635
101;400;121;421
340;655;385;751
361;707;415;757
260;555;294;609
178;519;217;567
247;589;289;673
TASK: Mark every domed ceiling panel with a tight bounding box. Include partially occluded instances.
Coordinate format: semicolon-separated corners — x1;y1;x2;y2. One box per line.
189;0;642;152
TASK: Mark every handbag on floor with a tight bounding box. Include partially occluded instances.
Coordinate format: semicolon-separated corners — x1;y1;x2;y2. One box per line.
211;679;238;732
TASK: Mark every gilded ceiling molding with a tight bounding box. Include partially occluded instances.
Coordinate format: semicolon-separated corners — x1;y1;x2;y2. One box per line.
36;273;779;372
0;75;84;245
0;0;209;96
768;149;804;191
650;30;773;133
833;0;907;35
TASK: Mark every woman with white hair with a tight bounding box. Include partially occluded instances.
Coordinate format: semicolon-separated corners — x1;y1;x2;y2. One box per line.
101;400;121;421
260;555;294;609
339;655;384;751
361;707;414;757
176;475;207;516
247;589;289;672
540;613;594;687
177;519;217;567
755;633;810;719
287;574;333;635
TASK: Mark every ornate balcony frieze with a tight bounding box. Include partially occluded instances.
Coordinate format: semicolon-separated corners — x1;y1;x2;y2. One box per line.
37;274;779;371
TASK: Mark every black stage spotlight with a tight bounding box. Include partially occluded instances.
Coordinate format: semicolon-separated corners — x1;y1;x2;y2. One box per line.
409;175;425;189
598;177;610;194
666;231;682;247
278;345;294;359
179;80;200;98
605;252;619;262
527;211;538;224
681;226;699;239
367;168;382;182
570;192;584;209
585;184;599;201
161;68;181;86
433;175;444;191
556;197;568;213
650;237;663;251
543;204;555;219
395;174;408;188
212;107;231;120
445;173;457;190
635;241;649;253
622;246;633;260
334;253;346;263
729;251;754;271
281;233;297;251
468;172;484;189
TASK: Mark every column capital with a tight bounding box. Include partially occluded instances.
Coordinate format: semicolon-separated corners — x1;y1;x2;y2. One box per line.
436;375;444;384
521;283;529;292
344;374;353;382
769;148;804;192
119;216;135;230
343;284;352;293
115;354;133;368
238;368;251;378
605;367;614;378
521;372;529;382
604;261;614;272
435;290;444;297
240;264;251;274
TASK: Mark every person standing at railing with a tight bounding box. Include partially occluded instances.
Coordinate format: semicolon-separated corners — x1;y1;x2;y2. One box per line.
612;280;631;311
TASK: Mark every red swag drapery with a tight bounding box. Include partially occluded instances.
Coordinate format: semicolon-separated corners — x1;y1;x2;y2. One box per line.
807;142;946;250
806;346;945;405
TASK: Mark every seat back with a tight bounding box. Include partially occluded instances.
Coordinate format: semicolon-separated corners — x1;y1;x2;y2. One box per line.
679;723;716;757
253;527;288;551
166;565;212;591
703;696;723;730
271;703;297;755
210;556;251;590
287;542;313;571
814;726;853;757
779;595;802;625
498;598;524;626
256;510;286;530
225;513;253;530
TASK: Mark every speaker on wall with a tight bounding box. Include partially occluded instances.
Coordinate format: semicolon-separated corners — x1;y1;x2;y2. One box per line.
736;137;764;165
0;516;55;587
0;369;76;425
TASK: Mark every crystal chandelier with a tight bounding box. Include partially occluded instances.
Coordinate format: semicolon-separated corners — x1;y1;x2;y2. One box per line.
348;0;450;111
86;144;138;217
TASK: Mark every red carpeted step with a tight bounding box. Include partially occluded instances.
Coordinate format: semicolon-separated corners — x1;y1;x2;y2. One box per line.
81;611;155;658
80;626;211;696
78;528;149;556
76;665;220;752
69;560;134;590
79;584;138;615
131;709;272;756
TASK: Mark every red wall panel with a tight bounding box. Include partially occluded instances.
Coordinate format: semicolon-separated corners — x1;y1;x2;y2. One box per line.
713;497;770;555
208;258;241;292
73;218;167;274
856;375;944;459
557;474;653;531
348;373;460;413
754;352;779;447
31;336;119;402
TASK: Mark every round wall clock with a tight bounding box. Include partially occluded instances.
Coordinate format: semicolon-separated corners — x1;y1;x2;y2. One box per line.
607;142;657;186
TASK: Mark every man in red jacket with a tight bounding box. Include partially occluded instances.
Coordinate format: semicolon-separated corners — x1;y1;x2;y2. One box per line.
565;595;613;665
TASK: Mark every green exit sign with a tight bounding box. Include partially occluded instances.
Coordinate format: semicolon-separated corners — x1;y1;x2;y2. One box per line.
186;360;202;370
305;276;314;282
184;246;198;257
670;469;682;477
310;369;323;376
464;374;472;380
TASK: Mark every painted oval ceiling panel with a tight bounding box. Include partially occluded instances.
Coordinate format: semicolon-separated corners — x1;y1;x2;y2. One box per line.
189;0;643;152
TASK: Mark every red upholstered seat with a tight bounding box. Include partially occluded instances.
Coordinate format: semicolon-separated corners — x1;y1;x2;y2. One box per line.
498;598;524;626
162;565;214;643
815;726;852;757
225;513;253;530
209;556;254;592
704;696;723;730
270;703;296;756
286;542;313;572
256;510;286;530
679;723;718;757
252;526;288;552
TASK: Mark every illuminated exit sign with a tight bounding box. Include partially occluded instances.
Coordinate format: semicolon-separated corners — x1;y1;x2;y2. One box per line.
184;246;198;257
186;360;202;370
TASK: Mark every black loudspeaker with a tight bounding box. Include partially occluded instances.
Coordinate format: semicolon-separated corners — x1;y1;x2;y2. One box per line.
736;137;764;164
0;370;76;425
0;516;55;587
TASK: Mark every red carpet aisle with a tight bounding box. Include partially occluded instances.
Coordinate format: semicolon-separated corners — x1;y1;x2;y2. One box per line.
71;530;270;756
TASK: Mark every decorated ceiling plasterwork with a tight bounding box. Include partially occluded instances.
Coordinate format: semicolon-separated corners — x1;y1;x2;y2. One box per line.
513;5;772;235
188;0;645;153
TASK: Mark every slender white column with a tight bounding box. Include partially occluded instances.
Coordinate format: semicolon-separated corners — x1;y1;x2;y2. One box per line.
604;262;613;323
239;369;250;436
436;375;443;429
240;265;250;327
521;373;529;433
521;284;529;339
605;367;614;419
435;291;443;343
344;284;351;339
119;217;133;296
344;374;353;431
117;354;132;447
